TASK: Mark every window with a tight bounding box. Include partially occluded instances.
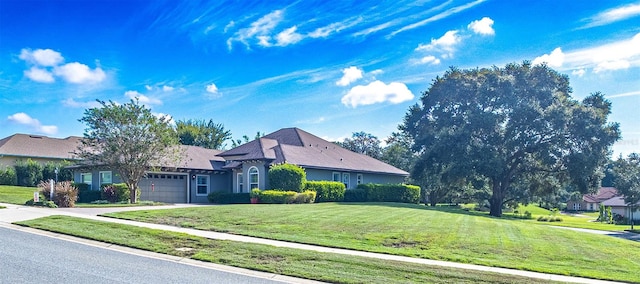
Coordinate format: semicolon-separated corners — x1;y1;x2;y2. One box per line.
332;172;340;182
573;203;581;211
196;175;209;196
99;171;112;185
356;174;363;185
237;173;244;193
342;173;350;189
249;167;259;189
81;173;92;187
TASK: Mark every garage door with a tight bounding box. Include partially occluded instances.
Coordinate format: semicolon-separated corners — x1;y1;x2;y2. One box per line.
138;173;187;203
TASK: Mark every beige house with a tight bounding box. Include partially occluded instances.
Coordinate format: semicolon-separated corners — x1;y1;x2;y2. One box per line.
0;134;81;168
601;196;640;221
566;187;618;211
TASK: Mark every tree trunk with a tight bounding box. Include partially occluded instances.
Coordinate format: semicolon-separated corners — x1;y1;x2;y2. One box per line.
631;206;635;231
429;191;437;206
129;184;137;204
489;181;504;217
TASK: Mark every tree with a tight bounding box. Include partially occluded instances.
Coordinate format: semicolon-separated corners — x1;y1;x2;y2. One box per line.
176;119;231;150
402;62;620;217
337;131;383;159
231;131;264;148
268;163;306;192
381;132;416;172
611;153;640;229
77;99;180;203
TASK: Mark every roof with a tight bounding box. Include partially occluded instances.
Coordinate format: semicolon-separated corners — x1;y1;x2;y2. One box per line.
174;145;226;171
602;196;640;207
0;134;81;160
219;127;409;176
583;187;618;203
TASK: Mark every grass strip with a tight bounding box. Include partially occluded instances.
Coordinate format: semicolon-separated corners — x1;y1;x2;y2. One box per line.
104;202;640;283
0;185;38;205
16;215;558;284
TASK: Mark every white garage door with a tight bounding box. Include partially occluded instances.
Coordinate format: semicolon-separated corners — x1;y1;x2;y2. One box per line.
138;173;187;203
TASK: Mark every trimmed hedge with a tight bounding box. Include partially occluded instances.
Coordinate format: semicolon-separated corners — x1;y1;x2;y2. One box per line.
268;163;306;192
304;181;345;202
77;190;102;203
344;188;367;202
0;167;17;185
15;159;43;187
354;184;421;204
73;183;91;192
207;192;251;204
258;190;298;204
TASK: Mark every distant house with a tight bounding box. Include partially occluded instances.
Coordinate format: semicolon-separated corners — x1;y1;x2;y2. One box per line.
566;187;618;211
71;127;409;203
0;134;81;168
601;196;640;221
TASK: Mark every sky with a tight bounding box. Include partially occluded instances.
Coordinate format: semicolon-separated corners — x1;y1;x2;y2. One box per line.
0;0;639;156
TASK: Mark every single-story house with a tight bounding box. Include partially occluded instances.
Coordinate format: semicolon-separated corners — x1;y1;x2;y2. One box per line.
0;134;81;168
567;187;618;211
601;196;640;221
72;127;409;203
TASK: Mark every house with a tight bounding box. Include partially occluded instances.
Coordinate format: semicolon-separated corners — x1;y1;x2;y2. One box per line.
601;196;640;221
566;187;618;211
0;134;81;168
72;127;409;203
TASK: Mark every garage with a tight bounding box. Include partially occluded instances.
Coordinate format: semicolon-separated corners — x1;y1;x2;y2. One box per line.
138;173;188;203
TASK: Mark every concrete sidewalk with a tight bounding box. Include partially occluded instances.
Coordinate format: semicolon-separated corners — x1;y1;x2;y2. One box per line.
0;203;627;284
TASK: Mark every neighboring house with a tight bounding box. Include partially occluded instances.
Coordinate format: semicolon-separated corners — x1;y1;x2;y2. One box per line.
72;127;409;203
0;134;81;168
566;187;618;211
601;196;640;221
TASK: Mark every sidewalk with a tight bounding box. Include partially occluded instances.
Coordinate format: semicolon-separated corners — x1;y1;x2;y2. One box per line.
0;203;627;284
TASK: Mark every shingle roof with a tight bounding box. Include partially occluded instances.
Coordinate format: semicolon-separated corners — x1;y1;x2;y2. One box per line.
583;187;618;203
0;134;81;160
601;196;640;207
175;145;226;171
219;128;409;176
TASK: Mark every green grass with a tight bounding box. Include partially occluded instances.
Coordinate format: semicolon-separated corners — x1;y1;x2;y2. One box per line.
15;216;555;284
0;185;39;204
509;204;629;232
75;201;166;208
105;202;640;283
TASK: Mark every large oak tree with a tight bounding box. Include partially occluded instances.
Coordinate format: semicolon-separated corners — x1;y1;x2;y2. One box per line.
77;99;180;203
402;62;620;216
611;153;640;229
176;119;231;150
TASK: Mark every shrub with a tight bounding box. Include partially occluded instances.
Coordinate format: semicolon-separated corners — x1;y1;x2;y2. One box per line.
78;190;102;203
268;163;306;192
73;183;91;192
101;183;130;203
524;211;532;219
356;183;421;203
207;192;250;204
258;190;297;204
292;190;316;204
15;159;43;187
38;180;78;207
304;181;345;202
25;198;57;208
0;167;17;185
344;189;367;202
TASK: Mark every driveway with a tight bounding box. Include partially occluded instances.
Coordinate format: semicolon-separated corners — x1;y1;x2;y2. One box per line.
551;226;640;242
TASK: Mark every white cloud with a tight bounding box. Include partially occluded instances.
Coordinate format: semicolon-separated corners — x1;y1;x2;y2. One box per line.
341;80;414;108
309;18;361;38
53;62;106;84
419;55;441;65
532;47;565;67
62;98;101;108
467;17;494;35
24;67;55;83
19;48;64;66
206;83;219;94
606;90;640;99
390;0;487;37
153;112;175;125
582;3;640;28
124;90;162;105
162;85;174;92
7;112;58;135
416;30;461;58
534;32;640;73
275;26;303;46
571;69;586;77
336;66;364;86
227;10;283;49
145;85;153;91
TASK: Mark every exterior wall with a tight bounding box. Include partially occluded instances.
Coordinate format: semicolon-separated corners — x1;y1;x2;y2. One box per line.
73;168;122;190
566;200;587;211
304;168;406;189
187;171;230;203
611;206;640;221
230;161;268;191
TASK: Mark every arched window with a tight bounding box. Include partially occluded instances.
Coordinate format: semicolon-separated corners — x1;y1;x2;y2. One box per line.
248;167;259;189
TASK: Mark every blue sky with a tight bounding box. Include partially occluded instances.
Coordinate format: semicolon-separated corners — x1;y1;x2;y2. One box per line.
1;0;639;155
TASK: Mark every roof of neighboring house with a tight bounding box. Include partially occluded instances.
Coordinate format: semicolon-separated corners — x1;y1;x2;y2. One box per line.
601;196;640;207
218;127;409;176
174;145;226;171
583;187;618;203
0;133;81;161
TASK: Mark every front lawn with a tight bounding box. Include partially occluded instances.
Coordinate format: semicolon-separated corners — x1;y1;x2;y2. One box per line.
105;202;640;283
16;216;554;284
0;185;38;204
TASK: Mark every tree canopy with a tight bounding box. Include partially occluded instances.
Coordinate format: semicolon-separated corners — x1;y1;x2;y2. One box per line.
401;62;620;216
611;153;640;229
337;131;383;159
77;99;180;203
176;119;231;150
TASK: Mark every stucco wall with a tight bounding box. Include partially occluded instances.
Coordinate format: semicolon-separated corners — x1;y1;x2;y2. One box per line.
304;168;405;189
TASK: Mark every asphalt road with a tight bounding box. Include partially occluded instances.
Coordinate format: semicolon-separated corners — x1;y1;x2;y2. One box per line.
0;226;284;284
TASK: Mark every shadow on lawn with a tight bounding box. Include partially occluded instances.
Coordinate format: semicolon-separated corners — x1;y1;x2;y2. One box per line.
333;202;530;221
